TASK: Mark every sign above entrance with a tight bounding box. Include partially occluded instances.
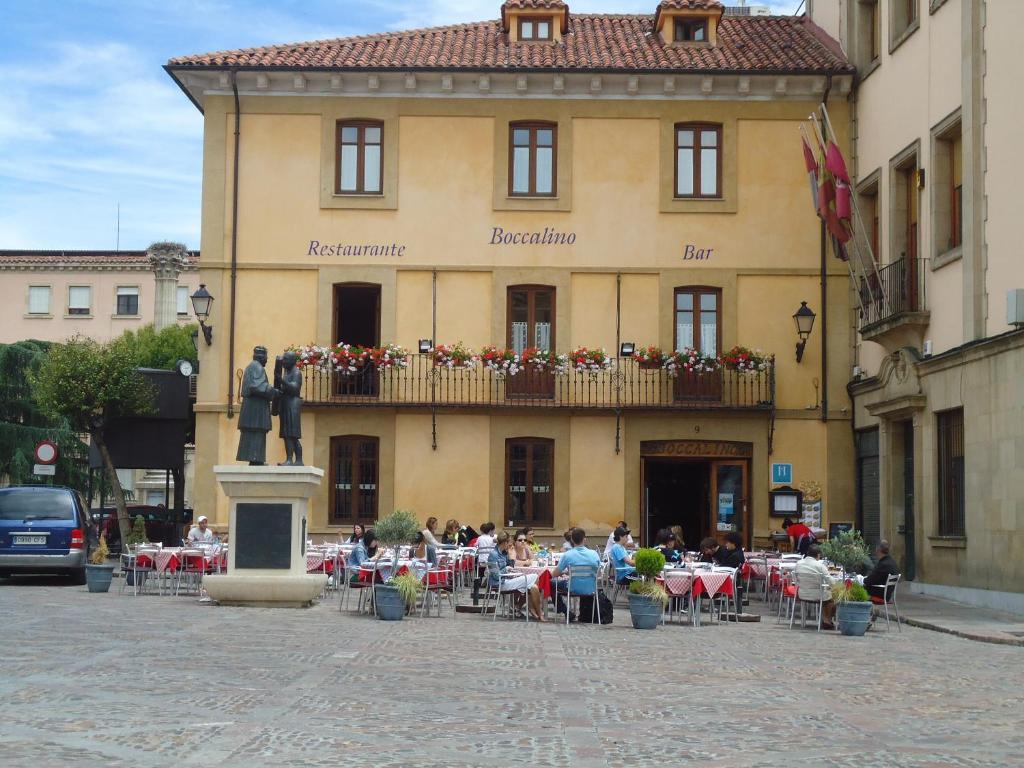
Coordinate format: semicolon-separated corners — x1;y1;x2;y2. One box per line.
771;462;793;484
307;240;406;257
640;440;752;458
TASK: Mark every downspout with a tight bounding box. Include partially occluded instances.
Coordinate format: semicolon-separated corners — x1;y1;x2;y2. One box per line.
819;74;833;424
227;71;241;418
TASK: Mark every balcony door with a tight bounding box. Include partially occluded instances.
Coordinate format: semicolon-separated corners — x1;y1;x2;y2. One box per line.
506;285;555;399
673;287;722;401
333;283;380;397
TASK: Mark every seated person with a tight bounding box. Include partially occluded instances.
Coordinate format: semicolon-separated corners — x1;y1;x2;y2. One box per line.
609;526;636;583
698;536;720;564
670;525;687;554
513;531;533;562
561;528;574;552
863;540;900;600
487;532;544;621
412;532;438;565
550;528;602;606
656;529;682;564
604;521;635;557
717;532;746;569
346;523;363;544
345;530;378;583
792;544;836;629
475;522;496;557
441;519;461;545
782;517;815;555
187;515;214;544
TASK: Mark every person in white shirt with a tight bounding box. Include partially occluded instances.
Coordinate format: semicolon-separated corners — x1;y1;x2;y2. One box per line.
604;521;635;557
792;545;836;629
187;515;214;544
421;516;441;547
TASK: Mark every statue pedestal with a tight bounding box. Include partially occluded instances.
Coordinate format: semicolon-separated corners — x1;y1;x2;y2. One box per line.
203;465;327;607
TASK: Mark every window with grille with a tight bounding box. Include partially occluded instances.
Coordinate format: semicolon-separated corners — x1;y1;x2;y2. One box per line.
675;123;721;198
68;285;91;315
28;286;50;315
330;436;379;524
936;408;965;537
506;438;554;528
509;122;557;197
674;287;719;355
116;286;139;316
336;120;383;195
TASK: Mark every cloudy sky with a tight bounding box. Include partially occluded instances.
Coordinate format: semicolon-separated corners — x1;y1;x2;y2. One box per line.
0;0;802;251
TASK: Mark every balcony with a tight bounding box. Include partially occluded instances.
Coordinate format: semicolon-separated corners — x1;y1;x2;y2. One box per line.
302;355;775;412
858;257;930;349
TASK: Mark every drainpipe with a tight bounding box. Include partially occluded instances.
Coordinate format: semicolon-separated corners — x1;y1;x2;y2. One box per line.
227;71;242;418
819;74;833;424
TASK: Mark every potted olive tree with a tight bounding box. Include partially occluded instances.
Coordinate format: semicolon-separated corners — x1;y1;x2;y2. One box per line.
85;534;115;593
371;509;422;621
832;580;873;636
820;529;872;575
627;548;668;629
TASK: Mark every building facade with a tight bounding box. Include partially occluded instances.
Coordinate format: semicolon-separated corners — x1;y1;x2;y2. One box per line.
809;0;1024;609
0;250;200;344
168;0;857;547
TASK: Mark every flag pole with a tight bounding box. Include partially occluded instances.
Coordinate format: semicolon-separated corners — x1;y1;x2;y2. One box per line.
817;109;828;424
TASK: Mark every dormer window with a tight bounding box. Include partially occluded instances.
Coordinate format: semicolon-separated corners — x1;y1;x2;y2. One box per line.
674;18;707;43
519;17;553;41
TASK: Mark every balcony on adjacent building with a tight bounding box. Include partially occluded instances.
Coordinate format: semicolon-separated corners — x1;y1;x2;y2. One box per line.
302;355;775;412
858;256;930;349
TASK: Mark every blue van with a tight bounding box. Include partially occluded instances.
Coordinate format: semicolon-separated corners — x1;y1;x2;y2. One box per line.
0;486;92;584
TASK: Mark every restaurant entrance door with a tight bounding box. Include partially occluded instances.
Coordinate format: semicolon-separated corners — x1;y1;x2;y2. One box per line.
642;459;710;551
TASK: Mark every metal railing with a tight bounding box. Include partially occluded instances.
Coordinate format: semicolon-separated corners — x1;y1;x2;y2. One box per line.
302;355;774;411
859;256;928;330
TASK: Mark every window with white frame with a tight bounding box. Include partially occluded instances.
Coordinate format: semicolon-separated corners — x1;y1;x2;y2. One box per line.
177;285;190;315
28;286;51;315
68;286;91;316
116;286;139;316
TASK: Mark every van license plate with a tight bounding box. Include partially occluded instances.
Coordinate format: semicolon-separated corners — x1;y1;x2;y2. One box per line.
14;535;47;545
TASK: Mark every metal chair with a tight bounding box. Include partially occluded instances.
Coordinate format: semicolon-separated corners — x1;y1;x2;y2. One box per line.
744;557;768;601
871;573;902;632
492;572;530;623
790;571;831;631
558;564;601;626
420;555;457;618
119;549;153;596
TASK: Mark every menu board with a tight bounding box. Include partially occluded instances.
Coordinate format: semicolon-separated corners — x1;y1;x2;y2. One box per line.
801;500;822;529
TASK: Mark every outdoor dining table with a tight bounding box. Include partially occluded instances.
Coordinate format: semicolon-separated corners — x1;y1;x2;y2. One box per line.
134;546;226;594
660;566;737;627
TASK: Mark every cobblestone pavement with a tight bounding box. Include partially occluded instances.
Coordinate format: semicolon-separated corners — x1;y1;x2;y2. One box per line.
1;576;1021;768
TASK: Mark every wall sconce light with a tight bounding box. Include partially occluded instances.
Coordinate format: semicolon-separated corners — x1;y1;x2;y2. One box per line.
190;284;214;345
190;329;200;354
915;168;926;190
619;342;636;357
793;301;816;363
418;339;433;354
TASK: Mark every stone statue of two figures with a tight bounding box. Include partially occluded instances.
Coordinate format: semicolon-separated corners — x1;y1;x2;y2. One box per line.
236;346;303;466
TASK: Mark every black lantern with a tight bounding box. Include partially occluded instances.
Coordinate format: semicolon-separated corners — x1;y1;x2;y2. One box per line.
190;284;214;345
793;301;816;363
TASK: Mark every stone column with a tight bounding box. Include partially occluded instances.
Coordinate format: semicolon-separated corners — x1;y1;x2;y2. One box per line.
147;241;189;331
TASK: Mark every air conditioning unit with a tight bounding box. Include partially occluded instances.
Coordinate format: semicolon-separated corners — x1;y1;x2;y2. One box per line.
1008;289;1024;327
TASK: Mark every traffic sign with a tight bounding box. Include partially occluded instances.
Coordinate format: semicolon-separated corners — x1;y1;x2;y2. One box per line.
34;440;59;465
771;463;793;485
33;464;56;476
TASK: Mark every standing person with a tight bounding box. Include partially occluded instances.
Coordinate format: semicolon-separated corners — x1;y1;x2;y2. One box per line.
604;521;635;557
863;541;901;600
782;518;815;555
274;350;303;466
235;346;279;465
421;517;440;547
346;524;364;544
487;532;545;621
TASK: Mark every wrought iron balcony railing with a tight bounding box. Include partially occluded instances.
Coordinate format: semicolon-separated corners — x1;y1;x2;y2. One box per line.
301;355;774;411
859;256;928;331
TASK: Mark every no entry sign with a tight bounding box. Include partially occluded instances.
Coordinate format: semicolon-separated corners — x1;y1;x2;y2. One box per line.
34;440;59;465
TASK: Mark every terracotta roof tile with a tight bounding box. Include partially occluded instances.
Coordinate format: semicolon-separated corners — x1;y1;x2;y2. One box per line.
502;0;567;9
0;250;199;267
167;14;852;74
657;0;723;9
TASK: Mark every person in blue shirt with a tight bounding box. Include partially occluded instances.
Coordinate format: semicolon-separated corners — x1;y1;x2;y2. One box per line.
487;532;544;621
345;529;378;583
609;526;636;583
550;528;602;614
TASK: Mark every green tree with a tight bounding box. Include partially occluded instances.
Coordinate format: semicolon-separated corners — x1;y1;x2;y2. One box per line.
113;323;198;371
0;340;89;489
31;337;154;543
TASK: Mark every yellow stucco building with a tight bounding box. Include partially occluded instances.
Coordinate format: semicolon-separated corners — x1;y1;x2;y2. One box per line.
167;0;857;547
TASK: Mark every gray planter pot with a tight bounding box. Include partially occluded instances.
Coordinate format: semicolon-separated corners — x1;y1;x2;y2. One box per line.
627;592;662;630
85;563;115;593
837;600;873;636
374;585;407;621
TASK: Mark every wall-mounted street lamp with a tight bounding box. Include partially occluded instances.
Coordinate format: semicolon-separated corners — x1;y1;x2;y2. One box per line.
190;284;214;345
619;342;636;357
418;339;433;354
793;301;816;363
